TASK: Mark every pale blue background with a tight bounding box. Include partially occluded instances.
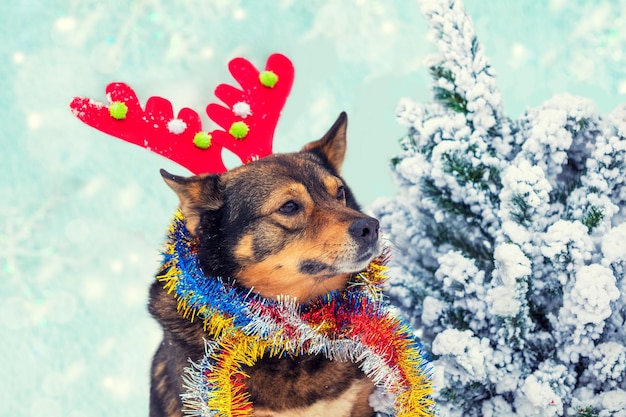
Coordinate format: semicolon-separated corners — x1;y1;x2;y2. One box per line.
2;1;625;416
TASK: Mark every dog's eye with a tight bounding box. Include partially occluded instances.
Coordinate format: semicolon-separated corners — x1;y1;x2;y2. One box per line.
336;186;346;200
278;201;300;215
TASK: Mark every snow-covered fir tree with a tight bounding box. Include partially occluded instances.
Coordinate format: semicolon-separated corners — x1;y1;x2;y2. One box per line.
371;0;626;416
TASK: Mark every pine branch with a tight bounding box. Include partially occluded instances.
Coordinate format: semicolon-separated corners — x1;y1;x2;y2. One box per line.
439;382;494;411
442;151;499;189
418;203;494;269
551;172;582;206
429;65;455;83
570;117;590;135
433;86;468;114
563;115;596;138
582;206;604;233
470;36;479;58
575;407;599;417
421;178;477;218
510;194;533;225
420;0;503;122
429;62;468;114
399;132;418;153
391;134;420;167
496;311;528;350
441;307;471;330
601;157;624;171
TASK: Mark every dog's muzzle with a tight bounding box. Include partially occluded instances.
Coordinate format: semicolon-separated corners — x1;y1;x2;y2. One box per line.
349;217;380;261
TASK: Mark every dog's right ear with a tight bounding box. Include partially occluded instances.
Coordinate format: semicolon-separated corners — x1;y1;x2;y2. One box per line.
160;169;222;235
301;112;348;174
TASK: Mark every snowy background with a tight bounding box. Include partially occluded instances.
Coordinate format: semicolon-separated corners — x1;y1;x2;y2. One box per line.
2;1;626;416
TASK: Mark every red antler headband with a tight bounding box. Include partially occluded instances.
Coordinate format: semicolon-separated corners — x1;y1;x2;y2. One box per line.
70;53;294;174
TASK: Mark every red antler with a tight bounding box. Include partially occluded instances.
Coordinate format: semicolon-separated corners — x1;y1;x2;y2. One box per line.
70;83;224;173
207;53;294;164
69;53;294;174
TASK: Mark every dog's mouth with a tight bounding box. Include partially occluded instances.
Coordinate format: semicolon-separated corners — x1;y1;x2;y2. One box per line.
350;243;382;271
355;244;380;264
298;260;336;276
297;240;382;280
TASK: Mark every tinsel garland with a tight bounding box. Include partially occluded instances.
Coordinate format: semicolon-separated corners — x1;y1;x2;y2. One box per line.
156;210;434;417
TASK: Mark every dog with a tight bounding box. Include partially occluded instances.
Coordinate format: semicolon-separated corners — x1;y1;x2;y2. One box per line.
148;112;382;417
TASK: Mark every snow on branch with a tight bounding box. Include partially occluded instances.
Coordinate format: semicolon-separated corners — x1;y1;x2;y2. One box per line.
373;0;626;416
419;0;503;134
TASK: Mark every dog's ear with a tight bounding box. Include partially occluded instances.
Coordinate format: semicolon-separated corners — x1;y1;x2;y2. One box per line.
301;112;347;174
160;169;222;235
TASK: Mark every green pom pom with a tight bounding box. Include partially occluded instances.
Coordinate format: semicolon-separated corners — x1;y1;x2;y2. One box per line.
229;121;249;139
193;132;212;149
259;70;279;88
109;101;128;119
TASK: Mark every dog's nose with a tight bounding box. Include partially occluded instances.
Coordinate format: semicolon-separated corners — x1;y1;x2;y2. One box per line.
349;217;379;245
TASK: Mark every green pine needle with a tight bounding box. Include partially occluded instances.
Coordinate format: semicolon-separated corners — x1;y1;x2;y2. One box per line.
439;383;493;412
421;178;476;218
429;65;455;82
576;407;599;417
443;152;486;186
439;387;458;401
567;117;590;135
418;200;494;268
433;86;468;114
582;206;604;233
442;307;471;330
552;173;582;206
428;66;468;113
510;194;532;225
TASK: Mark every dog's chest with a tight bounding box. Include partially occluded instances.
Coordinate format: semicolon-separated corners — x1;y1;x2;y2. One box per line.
252;378;371;417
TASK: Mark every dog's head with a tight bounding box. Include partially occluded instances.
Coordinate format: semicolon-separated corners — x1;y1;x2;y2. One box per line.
161;113;381;301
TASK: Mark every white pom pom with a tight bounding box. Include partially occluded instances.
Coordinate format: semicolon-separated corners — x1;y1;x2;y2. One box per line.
167;119;187;134
232;102;252;118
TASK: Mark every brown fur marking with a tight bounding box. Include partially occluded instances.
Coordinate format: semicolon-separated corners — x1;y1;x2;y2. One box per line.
260;182;312;216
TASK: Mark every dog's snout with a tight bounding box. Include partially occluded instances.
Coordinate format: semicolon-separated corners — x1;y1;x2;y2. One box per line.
349;217;379;244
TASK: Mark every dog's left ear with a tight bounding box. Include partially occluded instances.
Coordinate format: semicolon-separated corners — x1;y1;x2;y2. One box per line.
160;169;222;235
301;112;347;174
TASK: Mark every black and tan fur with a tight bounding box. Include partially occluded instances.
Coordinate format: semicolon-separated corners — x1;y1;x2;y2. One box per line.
149;113;381;417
